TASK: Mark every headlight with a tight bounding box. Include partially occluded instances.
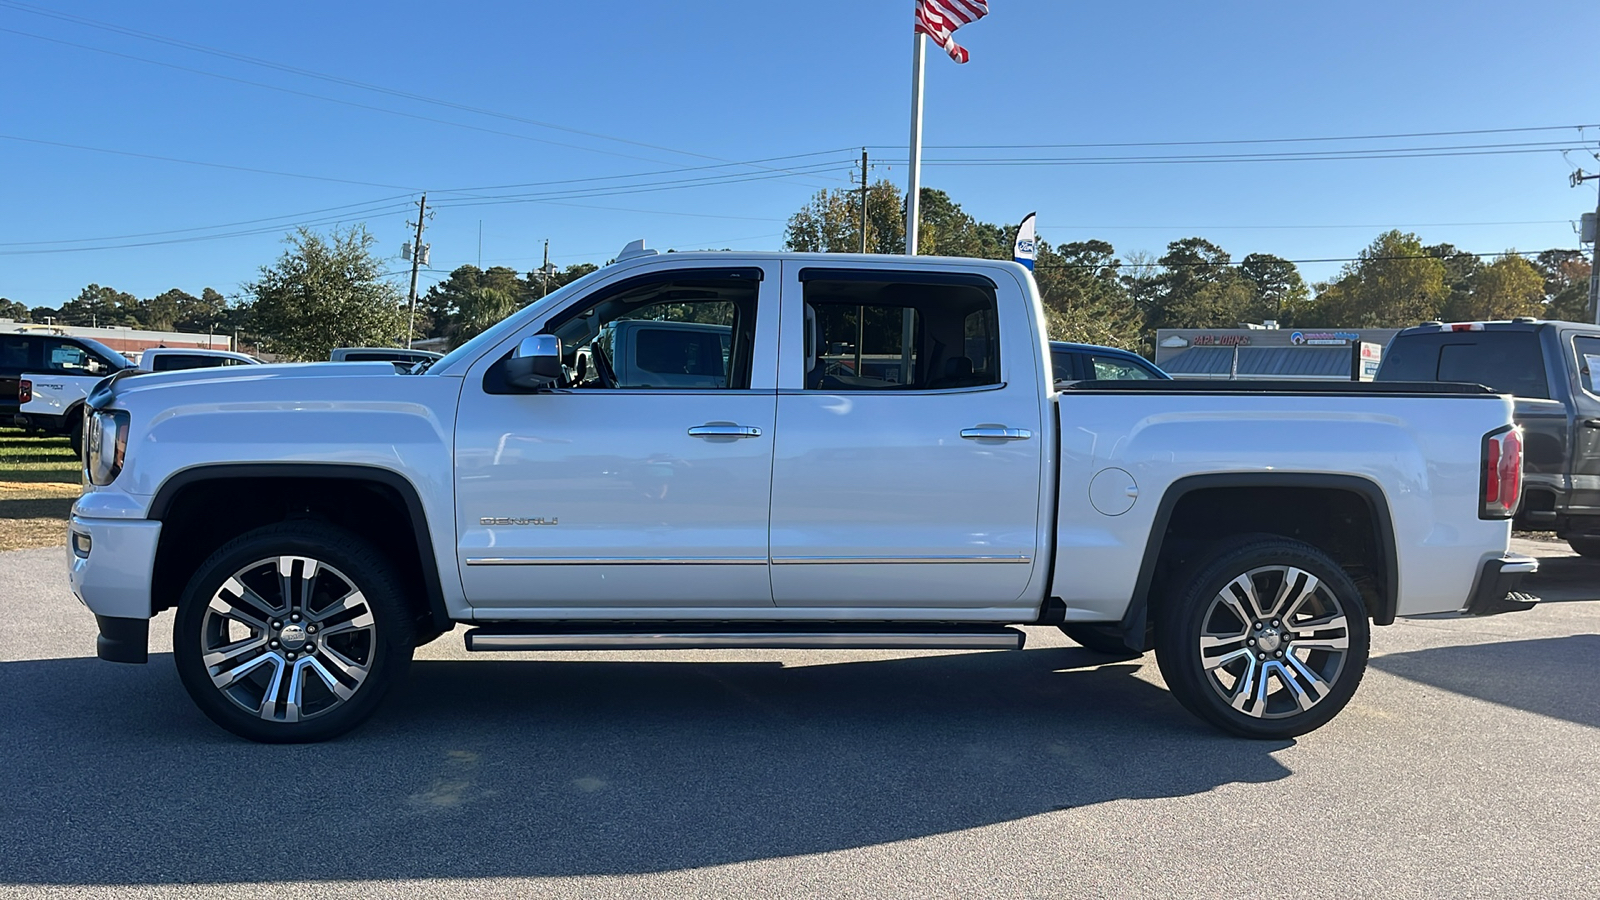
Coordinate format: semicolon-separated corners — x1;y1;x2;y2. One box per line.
85;410;129;486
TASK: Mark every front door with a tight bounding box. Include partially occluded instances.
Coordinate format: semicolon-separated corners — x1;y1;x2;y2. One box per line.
767;263;1047;611
454;264;779;613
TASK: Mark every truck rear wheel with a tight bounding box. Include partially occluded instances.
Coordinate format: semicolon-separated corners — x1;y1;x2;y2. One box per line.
1564;535;1600;558
1154;537;1370;739
173;522;415;743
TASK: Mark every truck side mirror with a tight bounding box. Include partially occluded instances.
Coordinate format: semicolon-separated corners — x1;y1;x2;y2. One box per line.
500;335;563;391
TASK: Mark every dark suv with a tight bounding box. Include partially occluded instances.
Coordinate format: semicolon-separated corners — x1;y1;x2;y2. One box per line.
1377;318;1600;555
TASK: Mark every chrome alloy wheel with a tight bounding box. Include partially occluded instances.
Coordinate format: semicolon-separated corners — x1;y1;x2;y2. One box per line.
1196;565;1351;719
200;555;378;723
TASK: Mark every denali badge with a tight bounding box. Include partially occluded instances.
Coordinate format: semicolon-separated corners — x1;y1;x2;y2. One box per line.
480;516;559;526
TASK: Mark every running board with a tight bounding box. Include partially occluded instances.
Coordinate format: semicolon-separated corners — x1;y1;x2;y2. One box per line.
463;623;1026;652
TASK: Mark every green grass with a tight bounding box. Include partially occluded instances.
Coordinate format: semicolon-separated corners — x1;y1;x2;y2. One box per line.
0;427;81;485
0;427;80;549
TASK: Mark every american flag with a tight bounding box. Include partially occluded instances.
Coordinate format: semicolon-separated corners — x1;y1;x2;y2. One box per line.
915;0;989;64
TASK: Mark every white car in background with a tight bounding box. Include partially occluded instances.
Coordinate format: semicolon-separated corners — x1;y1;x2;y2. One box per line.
138;348;260;372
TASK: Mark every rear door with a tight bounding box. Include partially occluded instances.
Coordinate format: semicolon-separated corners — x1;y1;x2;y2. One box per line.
1568;334;1600;515
767;263;1046;611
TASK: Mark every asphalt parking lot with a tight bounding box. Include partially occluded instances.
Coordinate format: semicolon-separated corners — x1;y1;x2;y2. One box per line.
2;538;1597;899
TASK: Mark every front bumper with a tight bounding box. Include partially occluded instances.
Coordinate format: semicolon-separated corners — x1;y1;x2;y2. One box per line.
67;514;161;663
1464;553;1540;616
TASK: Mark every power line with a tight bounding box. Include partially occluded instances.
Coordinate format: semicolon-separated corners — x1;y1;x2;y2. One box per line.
0;2;844;186
876;141;1596;168
880;123;1600;151
0;133;421;189
4;195;416;246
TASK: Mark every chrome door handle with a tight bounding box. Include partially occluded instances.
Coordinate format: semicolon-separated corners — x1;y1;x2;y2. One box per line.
687;424;762;438
960;427;1033;441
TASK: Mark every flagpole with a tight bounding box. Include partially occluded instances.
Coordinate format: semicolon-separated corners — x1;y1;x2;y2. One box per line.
905;29;926;256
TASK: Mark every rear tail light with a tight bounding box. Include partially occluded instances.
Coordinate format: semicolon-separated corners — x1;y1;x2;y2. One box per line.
1481;426;1523;519
18;379;31;404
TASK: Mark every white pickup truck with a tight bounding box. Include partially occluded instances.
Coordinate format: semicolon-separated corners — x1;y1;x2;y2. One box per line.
69;248;1538;743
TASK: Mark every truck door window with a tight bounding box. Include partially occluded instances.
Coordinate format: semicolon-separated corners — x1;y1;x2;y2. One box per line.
1089;355;1157;380
1575;337;1600;395
44;341;107;376
547;275;758;390
801;276;1000;391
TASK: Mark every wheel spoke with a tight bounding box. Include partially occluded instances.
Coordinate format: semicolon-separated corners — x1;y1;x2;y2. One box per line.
1218;576;1257;624
1284;654;1334;709
306;657;359;700
202;635;268;669
210;648;277;689
318;643;372;687
309;589;369;626
1228;655;1261;713
1204;646;1252;672
211;578;276;630
1269;568;1319;620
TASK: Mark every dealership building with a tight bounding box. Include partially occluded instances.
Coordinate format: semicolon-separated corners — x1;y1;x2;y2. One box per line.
1152;325;1402;381
1;319;232;359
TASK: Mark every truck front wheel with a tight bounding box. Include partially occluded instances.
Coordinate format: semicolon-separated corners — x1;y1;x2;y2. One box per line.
1154;538;1370;739
173;522;415;743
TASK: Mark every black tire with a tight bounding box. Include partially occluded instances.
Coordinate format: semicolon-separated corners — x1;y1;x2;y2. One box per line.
1154;537;1370;739
173;521;416;743
67;412;83;458
1059;623;1143;657
1565;535;1600;558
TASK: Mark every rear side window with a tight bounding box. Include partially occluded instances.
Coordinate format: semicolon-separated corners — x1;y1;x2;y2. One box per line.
1050;351;1076;382
801;274;1000;391
152;354;230;371
1090;354;1159;380
0;337;38;374
1378;332;1549;399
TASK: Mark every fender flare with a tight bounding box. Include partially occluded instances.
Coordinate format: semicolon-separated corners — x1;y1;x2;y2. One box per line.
1117;472;1399;651
148;462;453;633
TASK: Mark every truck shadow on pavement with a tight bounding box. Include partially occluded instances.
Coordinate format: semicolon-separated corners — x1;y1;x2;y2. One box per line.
1372;634;1600;728
1;647;1293;886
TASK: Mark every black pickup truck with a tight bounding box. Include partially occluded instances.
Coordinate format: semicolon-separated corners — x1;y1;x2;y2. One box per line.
1377;318;1600;555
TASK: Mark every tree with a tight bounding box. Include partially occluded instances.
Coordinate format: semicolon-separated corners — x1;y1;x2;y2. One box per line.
1310;231;1447;327
1427;243;1485;322
0;298;27;321
450;286;520;349
1142;238;1254;330
1239;253;1309;323
784;179;907;255
58;284;140;327
141;289;192;332
1447;252;1544;321
244;226;405;361
1032;239;1142;349
422;265;531;342
1536;249;1592;322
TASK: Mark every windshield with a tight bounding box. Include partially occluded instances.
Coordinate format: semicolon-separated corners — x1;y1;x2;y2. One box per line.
422;266;612;374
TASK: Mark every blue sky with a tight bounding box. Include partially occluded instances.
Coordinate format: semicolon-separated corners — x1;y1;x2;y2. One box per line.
2;0;1596;309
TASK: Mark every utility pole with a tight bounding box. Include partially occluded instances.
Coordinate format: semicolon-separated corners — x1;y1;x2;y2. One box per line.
405;193;428;348
859;148;869;254
541;239;551;298
1577;170;1600;325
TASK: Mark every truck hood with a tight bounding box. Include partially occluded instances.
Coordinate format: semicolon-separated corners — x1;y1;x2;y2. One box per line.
89;362;401;408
